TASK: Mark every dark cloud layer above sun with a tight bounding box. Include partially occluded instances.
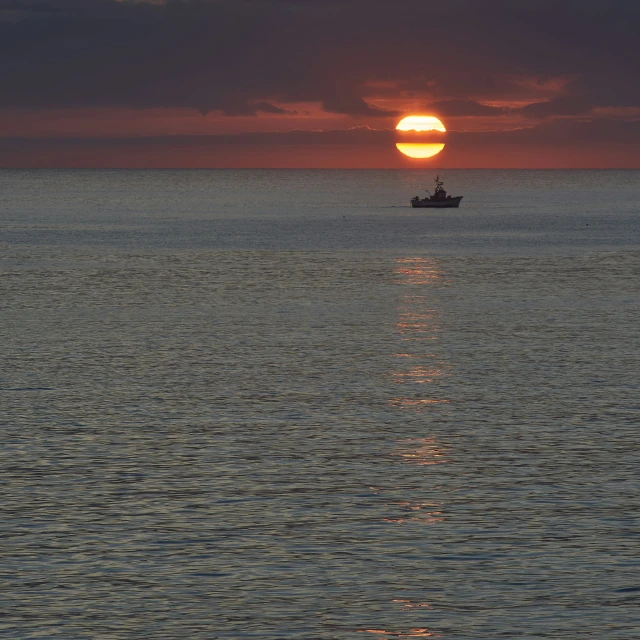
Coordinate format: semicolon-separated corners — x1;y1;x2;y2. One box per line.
3;120;639;168
1;0;639;117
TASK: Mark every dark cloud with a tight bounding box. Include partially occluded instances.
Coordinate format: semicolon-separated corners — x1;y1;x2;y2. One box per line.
210;100;297;116
427;100;506;117
518;71;640;119
448;119;640;146
0;0;639;118
0;126;394;151
2;119;639;167
322;95;400;118
2;120;639;154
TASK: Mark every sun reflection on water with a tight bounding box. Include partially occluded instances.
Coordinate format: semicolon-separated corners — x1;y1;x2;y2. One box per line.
394;258;443;285
389;398;450;407
391;257;449;405
392;366;446;384
358;629;440;638
393;437;450;466
392;600;433;610
384;499;445;525
363;256;450;638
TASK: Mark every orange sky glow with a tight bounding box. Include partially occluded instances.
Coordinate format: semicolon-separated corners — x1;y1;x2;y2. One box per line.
2;100;638;168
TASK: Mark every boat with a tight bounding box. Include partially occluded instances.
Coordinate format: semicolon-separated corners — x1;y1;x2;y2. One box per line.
410;176;463;208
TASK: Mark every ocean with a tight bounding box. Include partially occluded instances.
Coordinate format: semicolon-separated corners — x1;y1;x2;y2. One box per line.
2;169;639;639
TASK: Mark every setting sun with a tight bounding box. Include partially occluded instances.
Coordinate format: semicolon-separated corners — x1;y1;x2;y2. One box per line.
396;115;446;158
395;143;445;159
396;116;446;132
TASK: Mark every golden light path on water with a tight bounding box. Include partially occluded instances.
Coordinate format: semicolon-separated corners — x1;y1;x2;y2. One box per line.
357;257;449;638
359;630;438;637
391;258;450;470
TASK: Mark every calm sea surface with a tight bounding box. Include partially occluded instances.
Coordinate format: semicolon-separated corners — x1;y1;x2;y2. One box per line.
2;170;639;639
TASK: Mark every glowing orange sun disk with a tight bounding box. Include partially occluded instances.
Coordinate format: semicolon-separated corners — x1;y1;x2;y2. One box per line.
396;115;446;159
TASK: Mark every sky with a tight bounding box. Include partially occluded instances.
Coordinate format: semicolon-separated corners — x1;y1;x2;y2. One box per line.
1;0;640;168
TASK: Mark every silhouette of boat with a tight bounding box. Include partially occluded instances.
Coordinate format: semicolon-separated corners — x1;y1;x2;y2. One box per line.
411;176;463;208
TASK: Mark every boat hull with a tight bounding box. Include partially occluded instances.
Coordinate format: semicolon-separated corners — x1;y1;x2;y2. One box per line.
411;196;463;208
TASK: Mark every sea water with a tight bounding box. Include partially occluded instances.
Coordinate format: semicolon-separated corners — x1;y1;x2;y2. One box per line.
2;170;639;639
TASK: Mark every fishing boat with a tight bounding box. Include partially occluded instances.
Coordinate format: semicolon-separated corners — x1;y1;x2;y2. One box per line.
410;176;463;208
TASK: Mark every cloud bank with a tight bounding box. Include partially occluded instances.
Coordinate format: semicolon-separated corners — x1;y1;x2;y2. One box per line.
1;0;639;117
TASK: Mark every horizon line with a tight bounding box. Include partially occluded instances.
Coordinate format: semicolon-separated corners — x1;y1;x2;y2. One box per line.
2;167;640;171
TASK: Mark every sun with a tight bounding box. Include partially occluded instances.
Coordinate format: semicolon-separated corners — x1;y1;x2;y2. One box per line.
395;143;445;159
395;115;446;159
396;115;446;133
